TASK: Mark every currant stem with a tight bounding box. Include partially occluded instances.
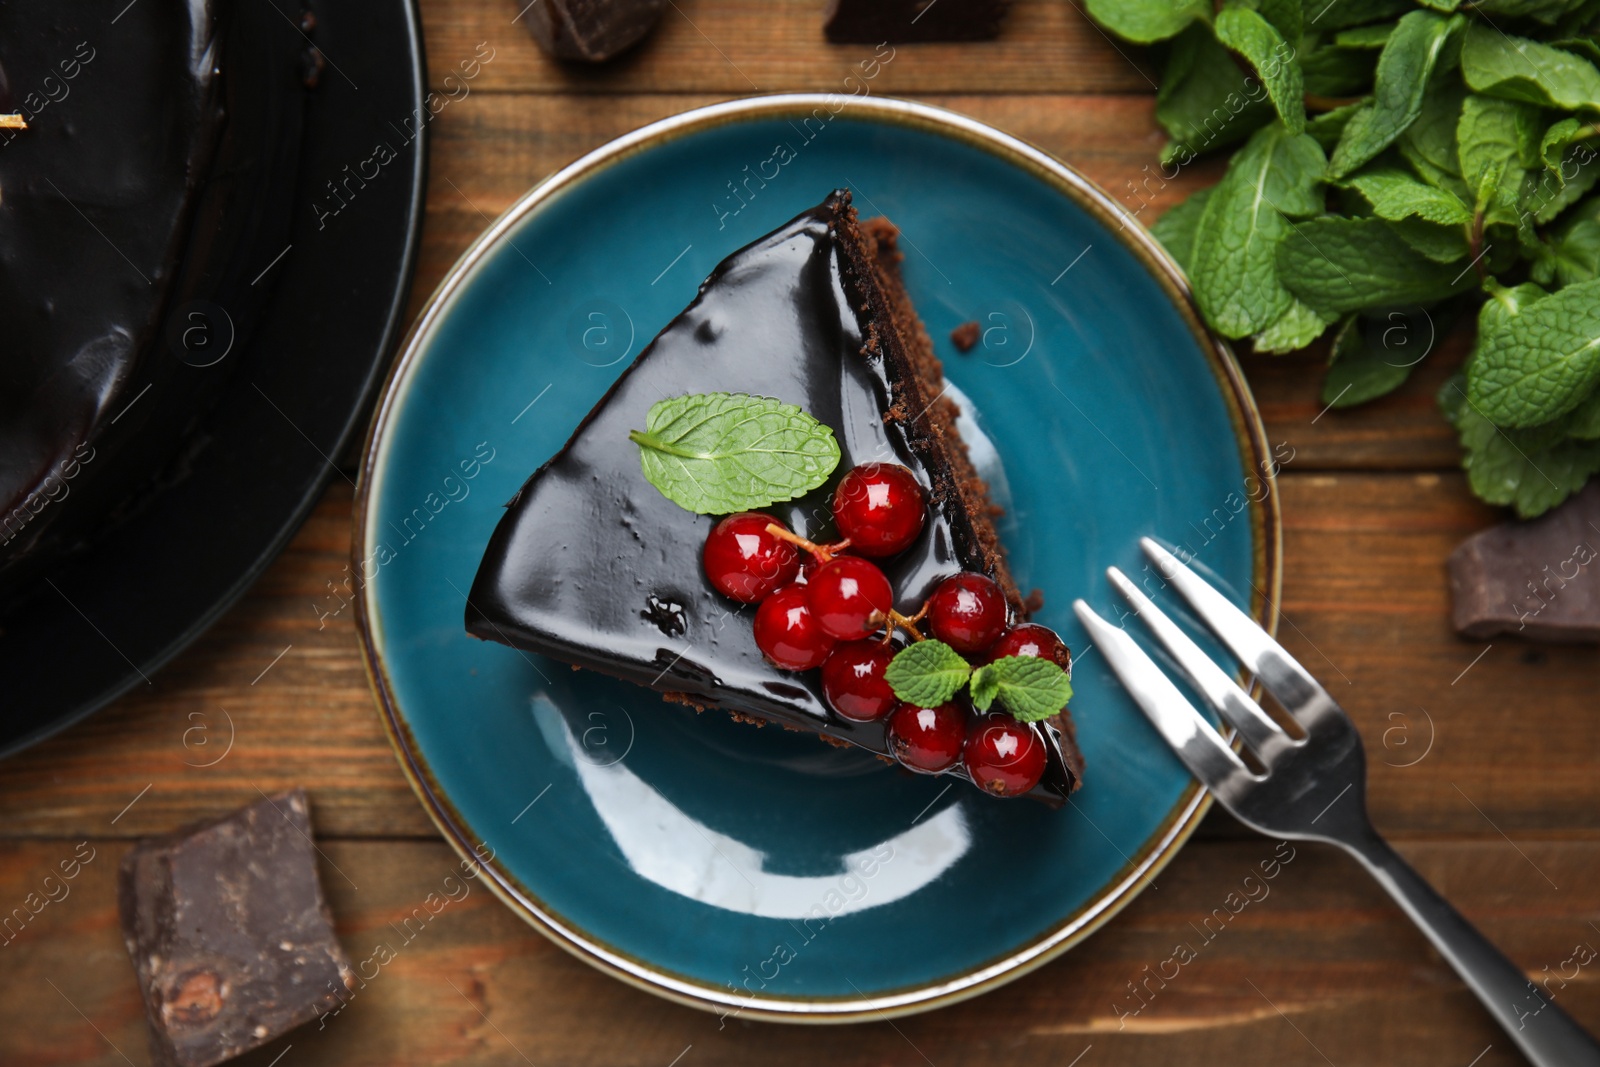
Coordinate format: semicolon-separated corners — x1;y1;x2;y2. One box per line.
765;523;850;564
884;602;930;642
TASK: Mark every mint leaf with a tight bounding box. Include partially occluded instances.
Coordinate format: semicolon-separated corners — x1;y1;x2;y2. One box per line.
1307;101;1369;152
983;656;1074;724
1278;217;1475;317
1457;94;1543;218
1533;196;1600;286
1322;316;1414;406
1086;0;1209;43
968;662;1001;711
1149;187;1213;273
1329;11;1464;178
1335;23;1396;48
1389;216;1473;261
1302;45;1379;98
1397;79;1471;200
1312;0;1413;30
1216;6;1305;134
1473;0;1594;21
1563;387;1600;439
629;392;840;515
884;640;971;708
1461;22;1600;111
1156;24;1275;164
1527;119;1600;223
1345;166;1473;225
1255;298;1335;353
1469;278;1600;426
1449;388;1600;517
1191;124;1327;337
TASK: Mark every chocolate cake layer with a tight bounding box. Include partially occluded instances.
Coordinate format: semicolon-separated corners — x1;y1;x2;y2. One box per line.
468;191;1080;802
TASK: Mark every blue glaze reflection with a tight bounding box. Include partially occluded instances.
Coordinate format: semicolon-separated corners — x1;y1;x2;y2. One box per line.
530;694;971;918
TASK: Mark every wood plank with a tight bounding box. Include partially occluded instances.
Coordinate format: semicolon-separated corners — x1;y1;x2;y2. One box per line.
0;472;1590;841
413;0;1156;96
406;91;1464;472
3;836;1594;1066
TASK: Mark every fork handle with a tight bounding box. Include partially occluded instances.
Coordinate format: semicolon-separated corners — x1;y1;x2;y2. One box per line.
1344;829;1600;1067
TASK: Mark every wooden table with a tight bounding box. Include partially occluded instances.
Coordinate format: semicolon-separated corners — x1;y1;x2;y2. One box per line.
5;3;1597;1064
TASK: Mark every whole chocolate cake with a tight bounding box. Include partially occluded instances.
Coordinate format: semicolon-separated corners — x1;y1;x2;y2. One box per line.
0;0;312;597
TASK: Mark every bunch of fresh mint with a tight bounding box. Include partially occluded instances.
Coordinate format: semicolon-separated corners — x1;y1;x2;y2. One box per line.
1085;0;1600;517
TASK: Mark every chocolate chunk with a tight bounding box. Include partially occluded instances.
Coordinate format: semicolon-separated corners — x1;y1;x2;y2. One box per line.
824;0;1010;43
950;320;980;353
1448;481;1600;642
118;790;355;1067
521;0;665;62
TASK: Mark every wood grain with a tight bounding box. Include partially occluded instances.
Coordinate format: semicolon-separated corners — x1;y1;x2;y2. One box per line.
414;0;1157;96
3;837;1594;1067
0;472;1592;841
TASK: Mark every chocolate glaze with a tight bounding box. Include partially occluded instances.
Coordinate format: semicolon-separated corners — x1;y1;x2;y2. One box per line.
468;192;1076;803
0;0;310;595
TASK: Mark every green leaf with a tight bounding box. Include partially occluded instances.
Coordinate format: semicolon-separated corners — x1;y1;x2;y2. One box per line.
1301;44;1379;97
1329;11;1465;177
1397;78;1471;199
1157;24;1276;164
1217;6;1307;134
1527;118;1600;223
1335;23;1396;47
1449;392;1600;517
884;640;972;708
1191;124;1328;337
1321;316;1415;405
1469;278;1600;426
1563;386;1600;438
1278;216;1476;316
979;656;1075;723
968;662;1001;710
629;392;840;515
1534;196;1600;285
1085;0;1210;43
1255;297;1336;352
1473;0;1593;21
1416;0;1462;10
1460;21;1600;111
1345;166;1474;224
1149;187;1214;273
1457;93;1544;216
1389;216;1473;261
1307;101;1369;151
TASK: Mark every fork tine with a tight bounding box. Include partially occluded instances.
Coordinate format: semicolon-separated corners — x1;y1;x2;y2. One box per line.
1073;599;1254;791
1105;567;1293;760
1140;538;1334;723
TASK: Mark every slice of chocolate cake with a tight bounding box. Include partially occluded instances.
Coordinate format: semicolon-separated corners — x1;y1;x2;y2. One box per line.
467;190;1083;803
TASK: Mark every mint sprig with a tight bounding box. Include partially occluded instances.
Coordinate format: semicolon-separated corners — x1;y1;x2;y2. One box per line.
885;641;1072;724
628;392;840;515
883;640;971;707
969;657;1076;723
1083;0;1600;518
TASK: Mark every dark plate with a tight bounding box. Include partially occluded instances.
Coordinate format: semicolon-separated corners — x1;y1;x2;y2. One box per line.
0;0;426;757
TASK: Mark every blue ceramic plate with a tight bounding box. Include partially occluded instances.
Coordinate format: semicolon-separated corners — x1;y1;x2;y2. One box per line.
355;95;1280;1022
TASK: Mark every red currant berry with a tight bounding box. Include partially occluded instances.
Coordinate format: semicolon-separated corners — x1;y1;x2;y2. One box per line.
703;513;799;603
821;640;898;722
963;714;1047;797
753;585;835;670
807;556;894;640
886;702;967;773
985;623;1072;670
927;572;1008;653
832;463;927;557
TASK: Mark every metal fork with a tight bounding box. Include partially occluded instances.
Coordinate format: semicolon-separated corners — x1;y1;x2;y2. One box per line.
1074;537;1600;1067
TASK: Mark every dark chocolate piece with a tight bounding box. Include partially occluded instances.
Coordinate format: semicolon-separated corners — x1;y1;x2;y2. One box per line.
824;0;1010;43
1448;481;1600;642
466;191;1082;803
521;0;665;62
118;789;355;1067
951;320;980;352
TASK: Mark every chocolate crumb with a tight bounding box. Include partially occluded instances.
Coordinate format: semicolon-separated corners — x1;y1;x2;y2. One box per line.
950;320;980;352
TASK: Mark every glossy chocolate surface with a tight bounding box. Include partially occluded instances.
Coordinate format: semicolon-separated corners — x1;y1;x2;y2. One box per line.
0;0;308;592
467;192;1075;802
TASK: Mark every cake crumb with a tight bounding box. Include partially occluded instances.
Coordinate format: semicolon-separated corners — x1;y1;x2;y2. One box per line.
1023;588;1045;616
950;321;980;353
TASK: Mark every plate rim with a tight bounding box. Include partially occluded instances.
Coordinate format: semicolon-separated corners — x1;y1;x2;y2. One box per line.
352;92;1284;1023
